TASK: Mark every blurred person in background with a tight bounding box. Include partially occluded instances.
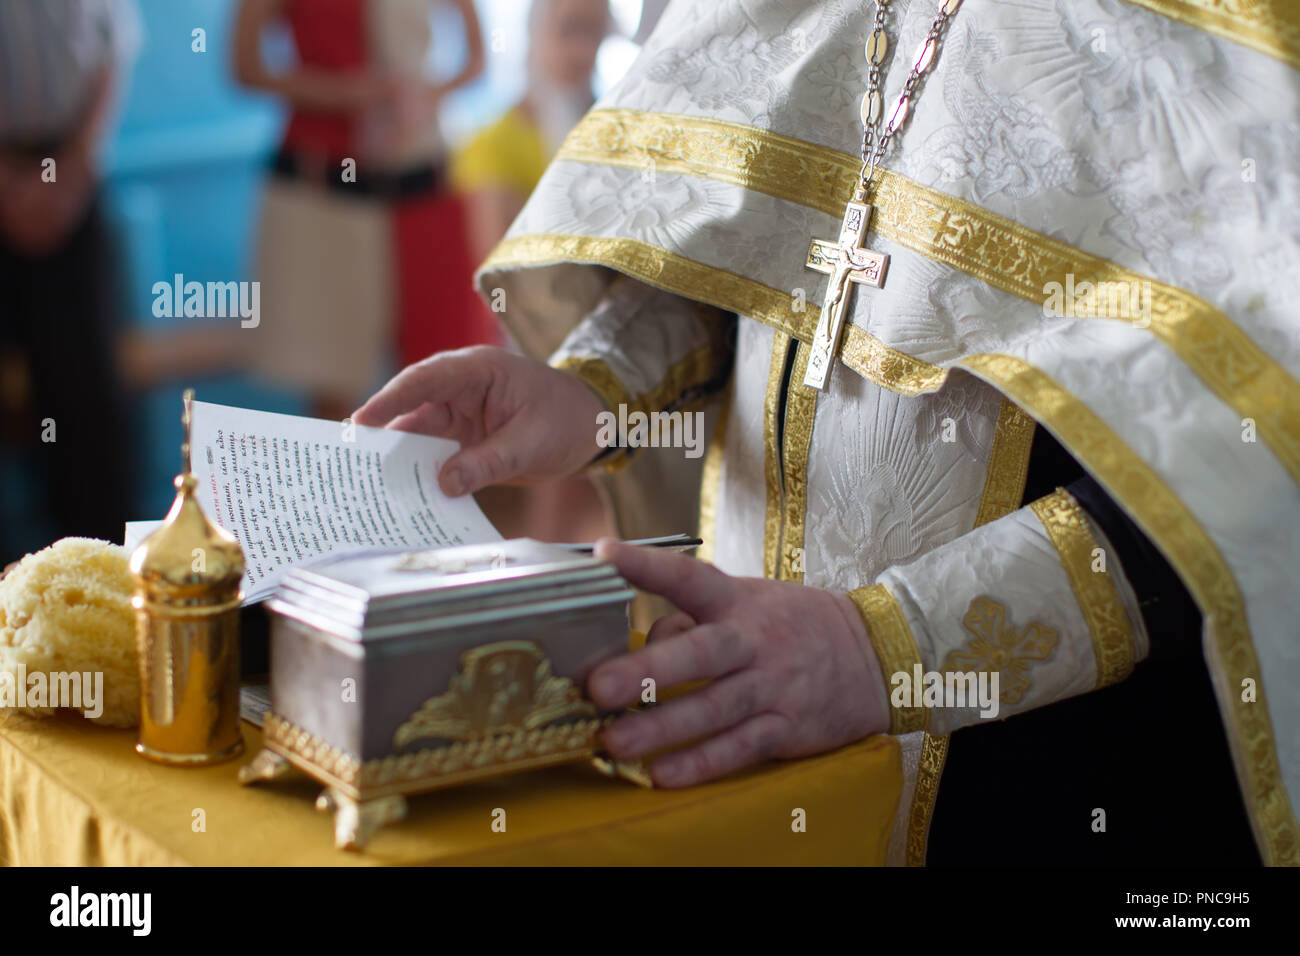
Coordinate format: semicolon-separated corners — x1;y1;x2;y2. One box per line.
234;0;495;423
453;0;609;265
0;0;141;561
449;0;612;543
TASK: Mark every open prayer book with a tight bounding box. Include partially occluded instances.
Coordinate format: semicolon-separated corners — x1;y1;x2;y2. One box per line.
124;401;698;605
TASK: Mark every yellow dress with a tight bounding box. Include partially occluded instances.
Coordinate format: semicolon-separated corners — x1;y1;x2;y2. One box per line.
451;106;551;196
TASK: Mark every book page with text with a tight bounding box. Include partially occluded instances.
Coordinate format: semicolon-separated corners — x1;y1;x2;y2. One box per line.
128;401;501;603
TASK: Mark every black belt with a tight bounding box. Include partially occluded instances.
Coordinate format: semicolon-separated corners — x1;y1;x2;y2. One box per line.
271;149;444;200
1;136;66;159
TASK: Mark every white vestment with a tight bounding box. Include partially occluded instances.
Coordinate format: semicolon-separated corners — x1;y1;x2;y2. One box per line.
481;0;1300;865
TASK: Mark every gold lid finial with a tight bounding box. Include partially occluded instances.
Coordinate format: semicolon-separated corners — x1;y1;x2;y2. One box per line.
129;389;245;610
181;387;194;477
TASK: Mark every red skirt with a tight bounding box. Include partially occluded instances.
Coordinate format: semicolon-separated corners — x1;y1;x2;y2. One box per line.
394;190;502;369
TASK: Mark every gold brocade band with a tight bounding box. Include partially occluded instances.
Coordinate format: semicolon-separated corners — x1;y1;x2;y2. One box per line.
551;356;631;420
778;343;817;583
695;382;730;565
487;233;942;395
973;399;1037;529
958;353;1298;866
1029;488;1137;689
1120;0;1300;69
551;355;634;473
549;109;1300;490
848;584;928;736
761;333;789;581
907;733;949;868
551;343;725;474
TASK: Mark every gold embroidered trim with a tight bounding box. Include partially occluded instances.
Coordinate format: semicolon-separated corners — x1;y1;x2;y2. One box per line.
551;356;631;417
1120;0;1300;69
762;332;789;580
838;326;947;396
550;355;636;474
942;596;1061;706
848;583;928;736
907;733;949;868
641;343;729;417
552;342;724;474
974;399;1037;528
695;382;730;565
551;110;1300;489
960;352;1299;866
485;234;944;396
760;336;818;586
778;343;818;583
1030;488;1137;689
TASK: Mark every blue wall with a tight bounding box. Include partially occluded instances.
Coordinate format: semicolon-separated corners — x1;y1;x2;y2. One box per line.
104;0;303;521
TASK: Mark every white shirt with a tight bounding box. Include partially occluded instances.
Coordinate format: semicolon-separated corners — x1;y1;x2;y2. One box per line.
0;0;141;145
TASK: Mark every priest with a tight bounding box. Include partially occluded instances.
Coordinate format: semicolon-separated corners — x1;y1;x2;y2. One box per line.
355;0;1299;866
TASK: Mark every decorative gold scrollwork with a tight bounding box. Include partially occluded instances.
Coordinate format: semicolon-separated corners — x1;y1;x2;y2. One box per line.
392;640;596;748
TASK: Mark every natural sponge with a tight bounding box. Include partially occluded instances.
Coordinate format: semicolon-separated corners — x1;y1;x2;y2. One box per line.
0;537;139;727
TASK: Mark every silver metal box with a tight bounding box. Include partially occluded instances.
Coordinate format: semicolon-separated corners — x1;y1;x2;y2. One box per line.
238;539;645;848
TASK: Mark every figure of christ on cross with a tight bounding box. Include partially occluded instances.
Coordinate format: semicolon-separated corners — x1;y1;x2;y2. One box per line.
802;199;890;390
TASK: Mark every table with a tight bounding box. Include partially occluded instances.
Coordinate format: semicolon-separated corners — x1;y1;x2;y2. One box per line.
0;713;901;866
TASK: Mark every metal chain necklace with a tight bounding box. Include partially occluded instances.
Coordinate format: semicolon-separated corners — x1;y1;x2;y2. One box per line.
802;0;963;390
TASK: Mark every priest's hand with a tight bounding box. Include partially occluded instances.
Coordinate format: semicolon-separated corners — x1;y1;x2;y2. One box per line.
588;539;891;788
353;347;606;497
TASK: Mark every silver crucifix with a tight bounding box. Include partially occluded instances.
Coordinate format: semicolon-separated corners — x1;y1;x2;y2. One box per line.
802;200;889;390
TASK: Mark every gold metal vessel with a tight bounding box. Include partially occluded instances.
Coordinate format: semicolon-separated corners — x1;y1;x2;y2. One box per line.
129;390;245;765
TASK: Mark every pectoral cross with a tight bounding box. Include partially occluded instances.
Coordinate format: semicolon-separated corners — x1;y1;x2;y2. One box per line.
802;199;889;390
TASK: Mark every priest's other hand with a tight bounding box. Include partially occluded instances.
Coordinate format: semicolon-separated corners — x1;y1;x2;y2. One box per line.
353;347;606;497
588;539;891;788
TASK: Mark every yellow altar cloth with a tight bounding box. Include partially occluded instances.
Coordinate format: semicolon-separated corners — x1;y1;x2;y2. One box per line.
0;713;901;866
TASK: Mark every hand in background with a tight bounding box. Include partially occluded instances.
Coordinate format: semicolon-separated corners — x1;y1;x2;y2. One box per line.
299;67;394;113
233;0;396;114
353;347;608;497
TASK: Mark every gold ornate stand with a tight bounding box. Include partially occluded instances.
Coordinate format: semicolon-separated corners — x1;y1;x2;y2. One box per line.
315;789;408;850
239;641;651;849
